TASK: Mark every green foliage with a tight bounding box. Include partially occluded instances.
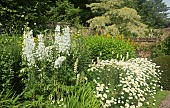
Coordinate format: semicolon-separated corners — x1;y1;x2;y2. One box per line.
49;0;81;25
0;90;23;107
0;0;81;34
151;34;170;58
69;36;93;78
0;34;23;96
69;0;98;26
0;83;100;108
131;0;170;28
65;83;101;108
141;91;169;108
86;0;149;37
152;55;170;90
82;36;136;60
0;0;52;34
141;90;169;108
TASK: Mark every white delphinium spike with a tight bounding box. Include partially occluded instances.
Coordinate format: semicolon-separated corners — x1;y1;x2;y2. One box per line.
54;25;61;54
45;45;54;62
36;34;46;60
58;36;64;53
22;30;35;66
59;26;70;53
54;25;71;54
54;56;66;68
54;25;60;51
120;54;123;59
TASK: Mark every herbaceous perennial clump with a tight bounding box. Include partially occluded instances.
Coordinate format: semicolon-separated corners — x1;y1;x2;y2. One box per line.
88;58;162;108
22;25;70;68
21;25;71;105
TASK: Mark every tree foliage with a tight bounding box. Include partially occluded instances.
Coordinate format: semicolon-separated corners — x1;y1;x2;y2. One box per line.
0;0;80;34
87;0;148;37
69;0;98;26
49;0;81;25
131;0;170;28
0;0;169;34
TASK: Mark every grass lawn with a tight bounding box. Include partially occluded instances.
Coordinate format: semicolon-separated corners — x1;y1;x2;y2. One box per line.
141;90;169;108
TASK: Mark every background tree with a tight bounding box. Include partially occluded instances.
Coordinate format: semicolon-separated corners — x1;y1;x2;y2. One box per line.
132;0;170;28
69;0;97;26
49;0;81;27
0;0;80;34
87;0;148;37
0;0;52;34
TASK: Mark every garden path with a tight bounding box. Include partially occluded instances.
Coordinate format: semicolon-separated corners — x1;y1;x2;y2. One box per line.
159;91;170;108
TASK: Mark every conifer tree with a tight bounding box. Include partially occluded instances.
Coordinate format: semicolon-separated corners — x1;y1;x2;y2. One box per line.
134;0;170;28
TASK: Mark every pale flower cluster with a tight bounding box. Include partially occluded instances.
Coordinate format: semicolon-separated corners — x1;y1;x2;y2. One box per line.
93;79;115;108
54;56;66;68
22;25;71;68
88;57;162;108
22;30;35;66
54;25;70;54
35;34;46;60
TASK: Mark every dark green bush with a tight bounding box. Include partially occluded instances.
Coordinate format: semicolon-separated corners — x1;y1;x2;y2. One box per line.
152;55;170;90
151;34;170;58
0;35;23;97
82;36;136;60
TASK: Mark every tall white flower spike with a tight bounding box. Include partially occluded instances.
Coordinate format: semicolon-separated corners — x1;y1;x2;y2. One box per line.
36;34;46;60
22;30;35;66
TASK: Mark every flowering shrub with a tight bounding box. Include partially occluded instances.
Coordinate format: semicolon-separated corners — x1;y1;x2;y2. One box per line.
88;57;162;108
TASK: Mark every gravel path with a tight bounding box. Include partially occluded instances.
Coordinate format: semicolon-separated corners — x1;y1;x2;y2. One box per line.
159;92;170;108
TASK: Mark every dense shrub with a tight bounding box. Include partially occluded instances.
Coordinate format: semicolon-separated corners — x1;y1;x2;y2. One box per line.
0;35;23;96
152;55;170;90
151;34;170;58
88;58;162;107
82;36;136;61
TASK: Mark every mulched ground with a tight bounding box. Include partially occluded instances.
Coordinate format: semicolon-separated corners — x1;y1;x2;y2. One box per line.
159;91;170;108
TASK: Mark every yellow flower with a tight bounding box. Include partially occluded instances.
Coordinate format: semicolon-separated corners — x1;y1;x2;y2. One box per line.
106;34;111;38
121;35;125;40
34;37;38;42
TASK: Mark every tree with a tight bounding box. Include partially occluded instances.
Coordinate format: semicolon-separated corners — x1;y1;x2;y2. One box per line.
0;0;53;34
49;0;81;26
0;0;80;34
87;0;148;37
132;0;170;28
69;0;98;26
